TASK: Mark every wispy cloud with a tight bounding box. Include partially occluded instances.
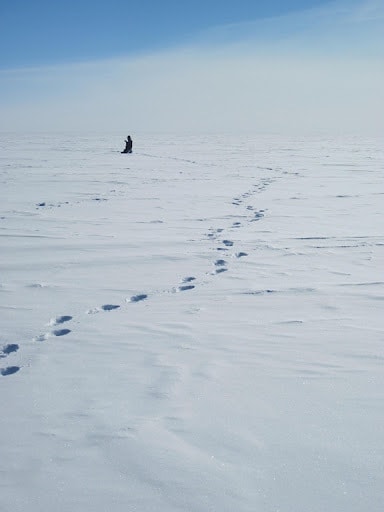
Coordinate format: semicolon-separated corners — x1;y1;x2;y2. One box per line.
1;0;383;135
193;0;383;54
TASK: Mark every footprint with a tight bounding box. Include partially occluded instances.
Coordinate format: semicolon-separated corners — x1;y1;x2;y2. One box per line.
217;247;228;251
222;240;234;247
182;276;196;283
52;329;71;337
232;222;241;228
214;259;227;266
50;315;72;326
129;294;148;303
251;211;265;222
236;252;248;258
178;285;195;292
101;304;120;311
1;344;19;357
1;366;20;376
243;289;276;295
215;268;228;274
34;333;49;342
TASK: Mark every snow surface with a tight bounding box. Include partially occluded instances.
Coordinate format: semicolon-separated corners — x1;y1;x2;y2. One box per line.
1;133;383;511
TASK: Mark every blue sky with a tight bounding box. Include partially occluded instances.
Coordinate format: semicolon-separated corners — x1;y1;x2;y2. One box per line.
1;0;330;69
0;0;383;134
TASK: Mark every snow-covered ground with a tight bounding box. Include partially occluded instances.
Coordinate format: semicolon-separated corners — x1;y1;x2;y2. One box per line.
1;133;383;511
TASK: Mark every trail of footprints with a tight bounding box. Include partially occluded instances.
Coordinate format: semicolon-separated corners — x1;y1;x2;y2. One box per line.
35;193;117;210
1;174;275;376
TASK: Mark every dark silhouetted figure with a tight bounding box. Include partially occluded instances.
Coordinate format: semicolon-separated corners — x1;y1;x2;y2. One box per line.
121;135;133;154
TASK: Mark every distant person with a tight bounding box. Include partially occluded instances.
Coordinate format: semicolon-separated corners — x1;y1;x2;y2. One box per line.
121;135;133;154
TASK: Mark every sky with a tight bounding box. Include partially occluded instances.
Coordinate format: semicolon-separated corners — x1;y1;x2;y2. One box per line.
0;0;383;134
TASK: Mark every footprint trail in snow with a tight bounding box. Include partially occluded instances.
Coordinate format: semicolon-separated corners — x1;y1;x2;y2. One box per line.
1;172;276;376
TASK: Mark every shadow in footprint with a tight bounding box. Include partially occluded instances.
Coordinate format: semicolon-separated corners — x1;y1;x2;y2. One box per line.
1;366;20;376
236;252;248;258
54;315;73;324
215;259;226;266
215;268;228;274
222;240;234;247
250;211;265;222
101;304;120;311
1;344;19;357
129;294;148;303
53;329;71;337
178;285;195;292
182;276;196;283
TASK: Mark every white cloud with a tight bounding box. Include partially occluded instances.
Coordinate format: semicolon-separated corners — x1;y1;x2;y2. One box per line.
0;0;383;135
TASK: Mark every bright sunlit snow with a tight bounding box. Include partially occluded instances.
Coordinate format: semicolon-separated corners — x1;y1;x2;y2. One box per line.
1;133;383;511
